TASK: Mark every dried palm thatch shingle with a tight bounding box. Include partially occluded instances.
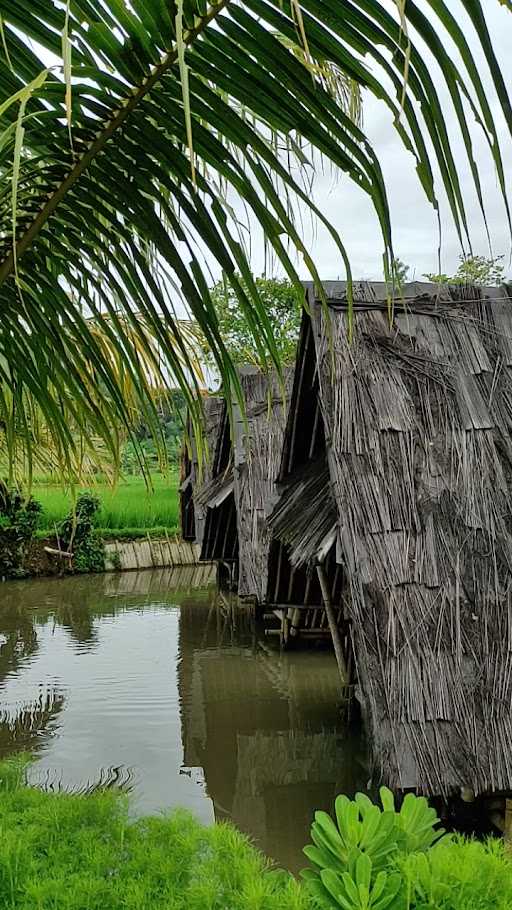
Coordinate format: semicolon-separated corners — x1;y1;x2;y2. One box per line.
179;395;224;544
307;281;512;796
234;367;294;601
268;456;337;569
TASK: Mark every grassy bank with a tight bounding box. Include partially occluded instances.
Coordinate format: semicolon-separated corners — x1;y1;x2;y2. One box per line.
0;758;307;910
34;474;179;538
3;760;512;910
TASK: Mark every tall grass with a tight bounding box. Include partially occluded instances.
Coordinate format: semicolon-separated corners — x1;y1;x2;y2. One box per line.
2;759;512;909
34;474;179;534
0;757;307;910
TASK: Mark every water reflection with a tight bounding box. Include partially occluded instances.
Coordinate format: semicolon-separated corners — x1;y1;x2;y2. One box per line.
178;597;365;869
0;568;365;871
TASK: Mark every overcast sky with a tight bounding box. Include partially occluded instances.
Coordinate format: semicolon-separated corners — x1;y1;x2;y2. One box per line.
33;2;512;288
233;0;512;283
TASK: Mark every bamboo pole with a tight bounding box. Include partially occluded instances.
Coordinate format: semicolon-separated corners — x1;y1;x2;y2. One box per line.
505;799;512;844
317;563;348;685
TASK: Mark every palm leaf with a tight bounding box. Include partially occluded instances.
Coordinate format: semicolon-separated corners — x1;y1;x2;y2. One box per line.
0;0;510;477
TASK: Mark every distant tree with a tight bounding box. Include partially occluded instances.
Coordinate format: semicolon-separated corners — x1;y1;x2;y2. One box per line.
423;271;452;285
391;258;410;292
204;277;302;367
122;390;187;474
424;254;506;286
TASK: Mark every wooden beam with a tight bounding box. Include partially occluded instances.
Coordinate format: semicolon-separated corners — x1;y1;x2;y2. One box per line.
317;563;348;684
273;543;283;603
266;603;324;611
308;401;320;459
44;546;73;559
505;799;512;843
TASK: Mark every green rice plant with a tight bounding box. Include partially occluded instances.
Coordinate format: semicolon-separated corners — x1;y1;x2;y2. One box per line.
96;526;180;541
0;757;309;910
34;474;179;535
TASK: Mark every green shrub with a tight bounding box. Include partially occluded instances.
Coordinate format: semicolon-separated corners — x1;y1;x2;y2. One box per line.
0;482;42;578
59;492;105;574
301;788;512;910
398;837;512;909
0;758;308;910
107;549;122;571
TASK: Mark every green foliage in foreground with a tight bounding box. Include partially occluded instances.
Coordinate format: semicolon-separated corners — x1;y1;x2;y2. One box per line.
0;758;307;910
303;787;512;910
34;475;179;535
2;758;512;910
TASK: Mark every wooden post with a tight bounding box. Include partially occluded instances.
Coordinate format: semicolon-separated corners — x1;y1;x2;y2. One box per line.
505;799;512;844
317;563;348;685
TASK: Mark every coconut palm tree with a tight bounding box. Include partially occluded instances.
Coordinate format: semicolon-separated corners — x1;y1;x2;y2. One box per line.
0;1;510;476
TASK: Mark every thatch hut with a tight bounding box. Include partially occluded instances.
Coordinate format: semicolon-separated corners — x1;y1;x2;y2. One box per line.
266;311;347;652
269;280;512;799
234;366;294;602
194;398;238;575
185;366;294;599
179;395;224;544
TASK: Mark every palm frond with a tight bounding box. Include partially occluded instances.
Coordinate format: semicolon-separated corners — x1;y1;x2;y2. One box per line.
0;0;510;477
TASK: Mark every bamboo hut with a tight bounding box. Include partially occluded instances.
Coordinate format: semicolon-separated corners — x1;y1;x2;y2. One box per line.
179;395;224;544
194;399;238;579
233;366;294;602
266;312;347;654
185;366;294;598
270;280;512;801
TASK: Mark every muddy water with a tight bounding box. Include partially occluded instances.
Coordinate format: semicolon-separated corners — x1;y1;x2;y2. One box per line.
0;568;366;871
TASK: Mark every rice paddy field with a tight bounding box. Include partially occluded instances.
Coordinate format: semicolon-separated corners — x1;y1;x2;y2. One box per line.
33;473;180;538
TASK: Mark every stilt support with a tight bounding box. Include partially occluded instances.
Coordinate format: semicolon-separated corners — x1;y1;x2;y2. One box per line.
316;563;348;685
505;800;512;843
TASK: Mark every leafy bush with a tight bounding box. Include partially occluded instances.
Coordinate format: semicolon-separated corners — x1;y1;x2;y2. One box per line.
0;482;42;578
301;788;512;909
0;757;308;910
59;492;105;574
398;836;512;909
200;276;302;367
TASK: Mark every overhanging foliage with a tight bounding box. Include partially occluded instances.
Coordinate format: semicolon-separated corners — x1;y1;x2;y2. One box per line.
0;0;510;476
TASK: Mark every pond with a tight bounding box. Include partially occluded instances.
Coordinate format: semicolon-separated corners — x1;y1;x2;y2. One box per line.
0;567;366;872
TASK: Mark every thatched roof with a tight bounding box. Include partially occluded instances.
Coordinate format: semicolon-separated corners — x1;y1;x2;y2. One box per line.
180;395;224;544
268;456;336;569
272;279;512;798
234;367;294;600
197;410;238;563
186;366;294;596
